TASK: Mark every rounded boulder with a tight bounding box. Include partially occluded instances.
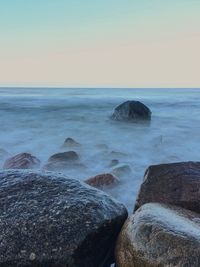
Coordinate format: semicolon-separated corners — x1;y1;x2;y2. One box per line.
0;170;127;267
116;203;200;267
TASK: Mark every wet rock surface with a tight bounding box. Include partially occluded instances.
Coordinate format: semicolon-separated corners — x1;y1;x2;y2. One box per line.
111;100;151;122
85;173;119;189
115;203;200;267
0;170;128;267
135;161;200;213
3;152;40;169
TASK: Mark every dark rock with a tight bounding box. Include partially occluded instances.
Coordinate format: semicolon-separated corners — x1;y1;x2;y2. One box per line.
135;161;200;213
116;203;200;267
62;138;81;148
0;170;128;267
3;153;40;169
111;100;151;122
48;151;79;163
85;173;119;189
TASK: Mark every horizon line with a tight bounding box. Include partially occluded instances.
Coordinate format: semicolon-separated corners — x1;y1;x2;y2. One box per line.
0;86;200;90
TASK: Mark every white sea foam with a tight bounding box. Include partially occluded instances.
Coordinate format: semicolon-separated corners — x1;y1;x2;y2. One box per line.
0;88;200;211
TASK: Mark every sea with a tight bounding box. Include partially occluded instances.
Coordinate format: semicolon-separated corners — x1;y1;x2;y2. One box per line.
0;87;200;211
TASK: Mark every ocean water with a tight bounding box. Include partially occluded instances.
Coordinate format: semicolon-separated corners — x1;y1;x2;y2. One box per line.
0;87;200;211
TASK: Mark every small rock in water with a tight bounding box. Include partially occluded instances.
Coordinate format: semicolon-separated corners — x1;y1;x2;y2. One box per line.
0;170;128;267
85;173;119;189
111;164;132;177
135;161;200;213
3;153;40;169
62;138;81;148
44;151;82;171
115;203;200;267
111;100;151;122
48;151;79;163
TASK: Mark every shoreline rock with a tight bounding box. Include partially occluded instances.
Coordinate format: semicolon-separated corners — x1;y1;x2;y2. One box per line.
115;203;200;267
0;170;128;267
135;161;200;213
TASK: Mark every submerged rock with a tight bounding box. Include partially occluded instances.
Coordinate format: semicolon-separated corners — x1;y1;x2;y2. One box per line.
0;170;128;267
3;153;40;169
111;100;151;122
44;151;82;171
135;161;200;213
48;151;79;163
85;173;119;189
62;138;81;148
115;203;200;267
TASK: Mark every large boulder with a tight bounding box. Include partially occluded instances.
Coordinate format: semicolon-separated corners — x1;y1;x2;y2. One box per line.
115;203;200;267
111;101;151;122
135;161;200;213
3;152;40;169
0;170;128;267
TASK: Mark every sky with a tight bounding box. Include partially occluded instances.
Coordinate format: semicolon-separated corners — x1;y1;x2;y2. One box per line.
0;0;200;88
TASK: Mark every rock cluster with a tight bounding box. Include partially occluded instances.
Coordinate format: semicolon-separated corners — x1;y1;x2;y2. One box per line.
2;134;200;266
115;161;200;267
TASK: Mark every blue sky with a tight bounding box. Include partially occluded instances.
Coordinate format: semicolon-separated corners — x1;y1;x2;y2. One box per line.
0;0;200;87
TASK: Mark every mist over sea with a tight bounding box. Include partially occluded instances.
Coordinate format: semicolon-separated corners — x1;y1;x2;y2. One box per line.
0;87;200;211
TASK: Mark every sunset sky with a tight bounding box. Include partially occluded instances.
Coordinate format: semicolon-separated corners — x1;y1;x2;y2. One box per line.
0;0;200;87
